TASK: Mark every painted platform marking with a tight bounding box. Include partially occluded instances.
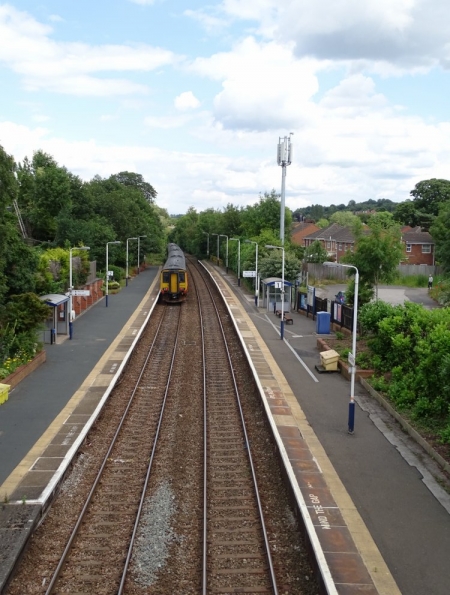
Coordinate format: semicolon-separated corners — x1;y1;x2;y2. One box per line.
109;363;118;374
308;491;331;530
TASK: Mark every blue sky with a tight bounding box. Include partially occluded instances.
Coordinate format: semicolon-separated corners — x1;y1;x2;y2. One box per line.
1;0;450;215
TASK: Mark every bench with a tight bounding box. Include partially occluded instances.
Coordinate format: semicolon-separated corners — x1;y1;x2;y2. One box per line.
275;309;282;317
283;313;293;324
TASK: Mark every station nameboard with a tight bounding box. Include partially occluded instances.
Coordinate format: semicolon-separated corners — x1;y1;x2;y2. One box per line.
243;271;256;278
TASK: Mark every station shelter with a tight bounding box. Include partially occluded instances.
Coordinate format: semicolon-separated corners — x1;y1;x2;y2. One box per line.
39;294;70;344
261;277;293;313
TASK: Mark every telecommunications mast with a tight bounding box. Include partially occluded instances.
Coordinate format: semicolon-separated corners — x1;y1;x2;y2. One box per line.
277;133;293;245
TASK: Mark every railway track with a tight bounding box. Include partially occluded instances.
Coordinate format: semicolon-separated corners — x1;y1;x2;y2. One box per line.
43;306;182;594
5;259;318;595
190;261;278;594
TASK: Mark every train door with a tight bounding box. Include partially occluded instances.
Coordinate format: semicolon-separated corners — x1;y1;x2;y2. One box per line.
170;272;178;294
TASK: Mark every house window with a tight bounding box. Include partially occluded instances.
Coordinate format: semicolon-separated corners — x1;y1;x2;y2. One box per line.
327;241;331;250
406;244;411;253
422;244;431;253
338;243;343;251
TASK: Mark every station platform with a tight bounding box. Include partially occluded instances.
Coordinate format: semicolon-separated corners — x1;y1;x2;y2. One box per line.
1;263;449;595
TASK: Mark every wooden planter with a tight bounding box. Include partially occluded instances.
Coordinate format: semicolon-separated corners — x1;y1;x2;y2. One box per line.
317;338;374;380
1;350;47;391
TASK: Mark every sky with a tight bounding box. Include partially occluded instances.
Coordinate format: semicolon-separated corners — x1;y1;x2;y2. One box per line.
1;1;450;216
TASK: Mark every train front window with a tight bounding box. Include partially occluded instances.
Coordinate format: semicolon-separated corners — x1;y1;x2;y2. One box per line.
179;272;185;282
163;272;170;282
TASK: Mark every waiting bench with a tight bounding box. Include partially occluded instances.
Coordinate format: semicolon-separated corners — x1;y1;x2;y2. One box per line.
275;310;293;324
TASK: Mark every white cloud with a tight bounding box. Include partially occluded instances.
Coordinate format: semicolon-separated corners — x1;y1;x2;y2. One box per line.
191;37;321;130
276;0;450;69
0;5;177;96
175;91;200;111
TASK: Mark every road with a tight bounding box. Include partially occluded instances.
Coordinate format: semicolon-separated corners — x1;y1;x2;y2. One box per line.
317;284;439;308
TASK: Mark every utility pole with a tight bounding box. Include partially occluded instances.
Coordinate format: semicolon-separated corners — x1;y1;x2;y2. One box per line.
277;133;293;245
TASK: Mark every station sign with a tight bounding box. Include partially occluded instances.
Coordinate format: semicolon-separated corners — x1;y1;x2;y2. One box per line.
347;353;355;366
243;270;256;278
72;290;90;296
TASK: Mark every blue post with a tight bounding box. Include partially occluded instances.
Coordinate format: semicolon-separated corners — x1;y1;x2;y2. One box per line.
69;321;73;340
348;399;355;434
280;319;285;340
106;294;109;307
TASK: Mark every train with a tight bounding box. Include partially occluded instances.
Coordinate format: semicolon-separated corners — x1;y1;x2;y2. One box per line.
159;243;188;303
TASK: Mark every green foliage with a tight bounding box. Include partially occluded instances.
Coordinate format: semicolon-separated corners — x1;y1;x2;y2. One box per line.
362;302;450;443
358;301;397;335
304;239;328;263
430;201;450;272
108;264;124;282
410;178;450;218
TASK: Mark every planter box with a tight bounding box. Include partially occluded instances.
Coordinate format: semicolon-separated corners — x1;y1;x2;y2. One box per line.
1;350;46;391
317;338;374;380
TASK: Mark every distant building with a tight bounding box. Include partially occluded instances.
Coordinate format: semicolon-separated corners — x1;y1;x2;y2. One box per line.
302;223;435;265
401;226;435;266
290;221;320;246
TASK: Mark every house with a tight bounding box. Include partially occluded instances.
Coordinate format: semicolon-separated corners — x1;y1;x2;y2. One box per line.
291;221;319;246
401;226;435;266
303;224;357;262
303;223;435;265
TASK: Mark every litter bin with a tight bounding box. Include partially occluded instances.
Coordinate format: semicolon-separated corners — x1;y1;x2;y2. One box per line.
316;311;331;334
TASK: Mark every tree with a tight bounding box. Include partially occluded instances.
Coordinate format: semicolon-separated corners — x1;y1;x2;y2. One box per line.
110;171;157;204
258;249;301;283
0;144;19;304
304;240;328;263
430;202;450;271
330;211;359;227
410;179;450;217
342;213;404;305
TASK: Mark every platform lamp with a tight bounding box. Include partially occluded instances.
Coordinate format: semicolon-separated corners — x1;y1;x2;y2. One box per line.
126;237;137;287
220;234;229;273
137;235;147;274
265;244;285;340
69;246;90;340
244;240;259;306
211;233;219;265
230;238;241;286
202;231;210;257
324;261;359;434
106;241;121;307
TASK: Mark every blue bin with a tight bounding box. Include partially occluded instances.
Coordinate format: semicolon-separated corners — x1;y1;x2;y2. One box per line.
316;311;331;334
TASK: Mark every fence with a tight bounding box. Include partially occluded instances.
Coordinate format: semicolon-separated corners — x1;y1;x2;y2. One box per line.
307;262;442;280
297;290;356;333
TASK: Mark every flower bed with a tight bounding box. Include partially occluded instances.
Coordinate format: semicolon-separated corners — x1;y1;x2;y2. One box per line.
0;350;46;391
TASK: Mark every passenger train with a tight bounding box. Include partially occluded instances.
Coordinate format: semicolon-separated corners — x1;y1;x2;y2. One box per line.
159;243;188;303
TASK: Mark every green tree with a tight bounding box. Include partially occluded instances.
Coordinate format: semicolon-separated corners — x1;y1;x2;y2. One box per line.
304;240;328;263
111;171;157;204
0;144;19;304
342;213;404;305
430;202;450;271
329;211;359;226
410;178;450;218
258;249;301;283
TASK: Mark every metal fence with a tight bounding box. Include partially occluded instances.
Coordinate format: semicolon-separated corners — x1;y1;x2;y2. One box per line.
297;291;355;333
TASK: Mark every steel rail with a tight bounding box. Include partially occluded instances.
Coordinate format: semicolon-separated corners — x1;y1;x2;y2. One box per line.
117;305;182;593
190;259;278;595
44;307;176;595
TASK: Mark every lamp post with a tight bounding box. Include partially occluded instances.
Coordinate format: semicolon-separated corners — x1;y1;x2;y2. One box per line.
230;238;241;286
220;234;229;272
137;235;147;274
244;240;259;306
266;244;285;340
69;246;90;339
277;133;293;245
202;231;210;257
126;237;137;287
106;241;121;307
211;233;219;265
324;261;359;434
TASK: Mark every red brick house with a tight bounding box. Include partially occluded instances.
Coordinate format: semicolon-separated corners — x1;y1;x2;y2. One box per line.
291;221;320;246
302;223;435;265
400;226;435;266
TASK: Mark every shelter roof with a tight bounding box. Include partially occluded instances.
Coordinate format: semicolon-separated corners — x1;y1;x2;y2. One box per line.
262;277;293;287
39;294;69;307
